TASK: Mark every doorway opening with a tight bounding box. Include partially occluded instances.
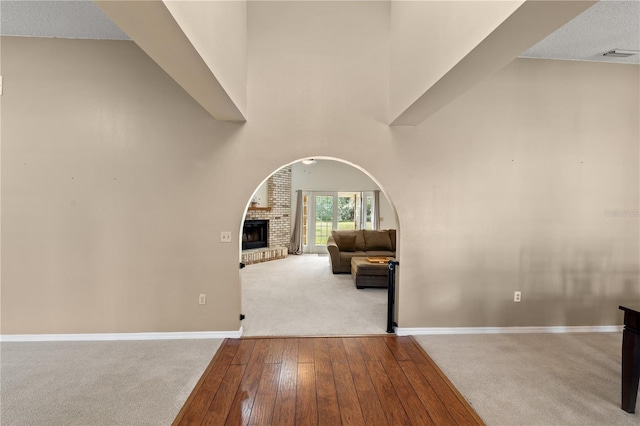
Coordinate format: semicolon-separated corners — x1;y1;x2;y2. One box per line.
239;157;399;336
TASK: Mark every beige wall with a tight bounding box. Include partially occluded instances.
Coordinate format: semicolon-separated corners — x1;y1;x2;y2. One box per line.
1;37;245;333
2;1;638;334
395;57;639;327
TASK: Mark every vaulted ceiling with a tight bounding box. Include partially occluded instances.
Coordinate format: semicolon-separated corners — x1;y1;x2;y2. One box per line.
2;0;638;125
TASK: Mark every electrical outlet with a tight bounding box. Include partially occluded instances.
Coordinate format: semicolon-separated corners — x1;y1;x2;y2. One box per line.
220;232;232;243
199;294;206;305
514;291;521;302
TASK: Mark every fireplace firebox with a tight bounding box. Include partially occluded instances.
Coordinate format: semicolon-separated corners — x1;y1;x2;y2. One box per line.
242;220;268;250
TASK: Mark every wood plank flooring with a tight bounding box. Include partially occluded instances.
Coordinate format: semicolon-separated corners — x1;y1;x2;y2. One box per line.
173;336;484;426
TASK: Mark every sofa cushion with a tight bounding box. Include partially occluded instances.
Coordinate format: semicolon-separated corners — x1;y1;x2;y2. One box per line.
339;251;367;264
336;234;356;252
333;230;366;251
364;230;393;251
339;251;367;270
339;251;368;260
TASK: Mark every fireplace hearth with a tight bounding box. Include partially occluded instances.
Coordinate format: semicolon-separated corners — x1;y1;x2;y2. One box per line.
242;220;269;250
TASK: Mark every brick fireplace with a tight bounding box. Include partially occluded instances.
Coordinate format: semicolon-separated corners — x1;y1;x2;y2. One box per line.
242;166;291;265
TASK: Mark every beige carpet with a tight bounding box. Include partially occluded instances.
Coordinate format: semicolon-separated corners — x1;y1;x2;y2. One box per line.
417;333;639;426
241;254;389;336
1;339;222;426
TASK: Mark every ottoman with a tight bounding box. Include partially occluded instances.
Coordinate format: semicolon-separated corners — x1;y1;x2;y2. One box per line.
351;257;390;289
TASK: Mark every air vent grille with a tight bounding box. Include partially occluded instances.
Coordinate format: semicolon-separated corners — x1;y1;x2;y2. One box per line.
601;49;639;58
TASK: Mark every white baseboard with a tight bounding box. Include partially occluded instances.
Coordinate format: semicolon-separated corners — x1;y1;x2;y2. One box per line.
395;325;623;336
0;327;244;342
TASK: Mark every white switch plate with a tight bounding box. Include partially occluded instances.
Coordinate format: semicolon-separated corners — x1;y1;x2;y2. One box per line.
199;294;206;305
514;291;521;302
220;232;232;243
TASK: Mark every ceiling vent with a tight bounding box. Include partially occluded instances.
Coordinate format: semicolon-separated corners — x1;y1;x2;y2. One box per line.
601;49;639;58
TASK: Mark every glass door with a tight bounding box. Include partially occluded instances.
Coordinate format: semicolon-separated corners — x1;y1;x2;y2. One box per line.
361;191;374;230
306;191;369;253
310;193;334;253
337;192;357;231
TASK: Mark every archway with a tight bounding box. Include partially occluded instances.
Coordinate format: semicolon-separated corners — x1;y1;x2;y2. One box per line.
238;157;400;336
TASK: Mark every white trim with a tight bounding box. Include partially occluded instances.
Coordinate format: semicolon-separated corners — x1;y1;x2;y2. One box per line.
395;325;623;336
0;327;243;342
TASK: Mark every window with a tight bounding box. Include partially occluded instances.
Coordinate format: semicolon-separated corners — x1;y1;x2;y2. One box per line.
304;191;377;253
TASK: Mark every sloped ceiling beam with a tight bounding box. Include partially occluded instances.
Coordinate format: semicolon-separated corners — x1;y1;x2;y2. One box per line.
94;0;246;122
390;0;597;126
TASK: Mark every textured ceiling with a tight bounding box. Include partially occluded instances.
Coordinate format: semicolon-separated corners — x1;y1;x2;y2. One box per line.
521;0;640;65
0;0;129;40
0;0;639;65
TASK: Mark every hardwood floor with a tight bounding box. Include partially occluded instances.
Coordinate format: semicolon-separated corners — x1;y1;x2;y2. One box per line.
173;336;484;426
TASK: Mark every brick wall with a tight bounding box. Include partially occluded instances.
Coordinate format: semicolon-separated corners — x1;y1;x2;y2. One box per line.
245;166;291;250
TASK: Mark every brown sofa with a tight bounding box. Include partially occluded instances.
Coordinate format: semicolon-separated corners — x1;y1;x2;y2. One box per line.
327;229;396;273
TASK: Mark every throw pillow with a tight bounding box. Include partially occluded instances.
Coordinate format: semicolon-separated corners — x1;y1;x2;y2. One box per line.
333;230;366;251
337;235;357;252
364;230;393;251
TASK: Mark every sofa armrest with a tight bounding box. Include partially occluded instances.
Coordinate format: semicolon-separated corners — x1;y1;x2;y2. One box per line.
327;236;341;274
